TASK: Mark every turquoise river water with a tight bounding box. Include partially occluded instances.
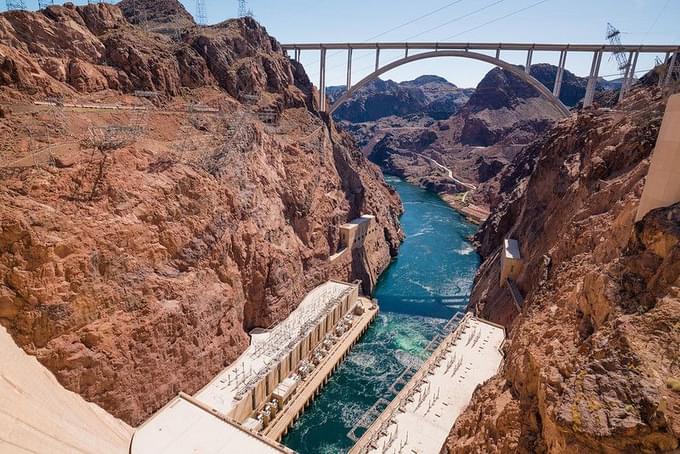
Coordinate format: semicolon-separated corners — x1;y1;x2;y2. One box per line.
282;176;480;454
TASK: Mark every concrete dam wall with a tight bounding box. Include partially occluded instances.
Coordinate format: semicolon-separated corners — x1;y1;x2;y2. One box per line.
0;326;132;453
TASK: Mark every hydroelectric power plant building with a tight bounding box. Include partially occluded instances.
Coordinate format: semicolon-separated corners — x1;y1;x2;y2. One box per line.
131;280;375;453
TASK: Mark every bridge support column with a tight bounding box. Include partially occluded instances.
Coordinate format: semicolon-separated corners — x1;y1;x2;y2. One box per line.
405;45;409;59
319;47;327;112
347;48;353;89
375;47;380;72
294;48;300;62
664;51;678;87
584;50;603;107
659;52;672;87
495;48;500;60
619;51;639;103
525;48;533;74
553;50;567;98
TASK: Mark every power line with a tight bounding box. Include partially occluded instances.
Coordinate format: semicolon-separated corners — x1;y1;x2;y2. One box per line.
325;0;512;76
329;0;548;80
324;1;508;75
441;0;552;41
364;0;468;42
643;0;671;41
405;0;506;41
303;0;472;67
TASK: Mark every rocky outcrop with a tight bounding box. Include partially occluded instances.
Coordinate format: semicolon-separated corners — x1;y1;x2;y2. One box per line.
446;82;679;452
458;67;563;147
328;76;473;123
0;1;402;426
0;1;303;105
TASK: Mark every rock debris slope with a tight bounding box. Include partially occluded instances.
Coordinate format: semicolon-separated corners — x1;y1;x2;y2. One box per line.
0;1;402;425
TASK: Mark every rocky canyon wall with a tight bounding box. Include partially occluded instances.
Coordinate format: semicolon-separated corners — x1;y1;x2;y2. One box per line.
0;1;402;426
445;80;679;451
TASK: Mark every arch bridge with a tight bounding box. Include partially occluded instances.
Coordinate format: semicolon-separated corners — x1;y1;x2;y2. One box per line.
281;42;680;117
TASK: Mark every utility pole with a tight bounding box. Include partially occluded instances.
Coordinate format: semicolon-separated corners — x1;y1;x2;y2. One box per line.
196;0;207;25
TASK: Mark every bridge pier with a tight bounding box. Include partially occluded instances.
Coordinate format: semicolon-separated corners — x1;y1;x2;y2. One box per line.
664;52;678;87
346;48;353;89
584;50;603;107
619;51;639;103
525;48;533;74
319;47;327;112
552;50;567;98
375;46;381;72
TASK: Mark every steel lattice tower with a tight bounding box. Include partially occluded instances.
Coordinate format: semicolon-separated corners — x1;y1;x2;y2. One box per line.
606;23;630;72
5;0;26;10
238;0;247;17
196;0;207;25
37;0;54;8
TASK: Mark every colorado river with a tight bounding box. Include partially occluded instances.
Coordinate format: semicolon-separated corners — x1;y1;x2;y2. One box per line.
282;176;480;454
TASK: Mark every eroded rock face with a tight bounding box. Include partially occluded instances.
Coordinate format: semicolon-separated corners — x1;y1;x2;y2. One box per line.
446;85;679;452
0;1;402;426
328;76;473;123
0;1;302;105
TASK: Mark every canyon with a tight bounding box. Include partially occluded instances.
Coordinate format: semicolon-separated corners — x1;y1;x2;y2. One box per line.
0;1;678;453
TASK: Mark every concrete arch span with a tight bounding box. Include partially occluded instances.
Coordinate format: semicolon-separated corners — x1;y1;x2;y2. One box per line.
329;50;571;118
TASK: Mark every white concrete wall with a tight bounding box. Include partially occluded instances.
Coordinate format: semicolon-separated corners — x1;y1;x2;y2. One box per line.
0;326;132;453
637;94;680;221
500;239;523;286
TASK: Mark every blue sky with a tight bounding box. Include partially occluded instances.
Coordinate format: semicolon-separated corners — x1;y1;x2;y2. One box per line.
15;1;680;88
179;0;679;88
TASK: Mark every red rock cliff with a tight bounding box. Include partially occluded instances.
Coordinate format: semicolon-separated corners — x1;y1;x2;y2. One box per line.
0;2;402;425
444;79;679;451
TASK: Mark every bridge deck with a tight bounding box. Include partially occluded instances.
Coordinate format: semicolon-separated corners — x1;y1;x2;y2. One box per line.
282;42;679;53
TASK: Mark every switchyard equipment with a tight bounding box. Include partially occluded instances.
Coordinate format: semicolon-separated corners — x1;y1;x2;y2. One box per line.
131;280;373;453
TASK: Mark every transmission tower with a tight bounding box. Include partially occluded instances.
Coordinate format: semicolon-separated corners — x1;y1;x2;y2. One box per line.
238;0;247;17
5;0;26;10
196;0;207;25
606;23;630;74
37;0;54;8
